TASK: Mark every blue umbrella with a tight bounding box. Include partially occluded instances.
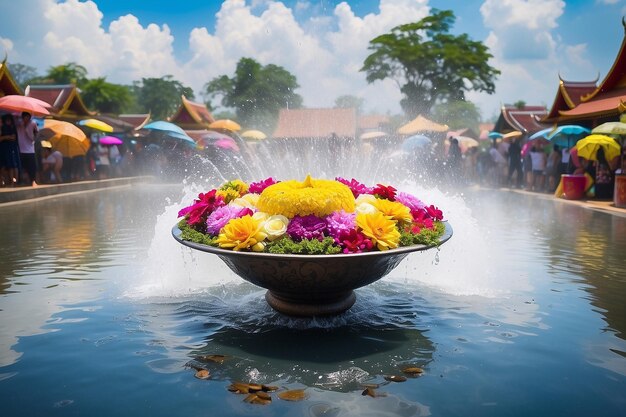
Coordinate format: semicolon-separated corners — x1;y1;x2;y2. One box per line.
488;131;503;139
528;127;554;141
143;120;194;144
402;134;431;151
546;125;590;148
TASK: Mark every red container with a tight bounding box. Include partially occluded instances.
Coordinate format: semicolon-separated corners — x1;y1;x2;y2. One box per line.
615;174;626;208
561;174;586;200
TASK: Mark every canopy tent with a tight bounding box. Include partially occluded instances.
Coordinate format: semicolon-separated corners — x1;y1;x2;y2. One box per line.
397;115;448;135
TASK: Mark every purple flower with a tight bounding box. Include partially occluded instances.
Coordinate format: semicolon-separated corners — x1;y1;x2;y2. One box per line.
248;177;278;194
325;210;356;241
287;215;327;241
335;177;372;198
396;191;425;212
206;205;253;235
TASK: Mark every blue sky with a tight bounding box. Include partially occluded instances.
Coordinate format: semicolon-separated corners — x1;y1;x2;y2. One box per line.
1;0;624;120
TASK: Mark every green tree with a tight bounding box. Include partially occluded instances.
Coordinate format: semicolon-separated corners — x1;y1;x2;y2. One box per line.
133;75;194;120
204;57;302;130
6;63;38;89
334;95;365;114
29;62;89;86
513;100;526;109
81;77;134;114
361;9;500;118
432;100;481;132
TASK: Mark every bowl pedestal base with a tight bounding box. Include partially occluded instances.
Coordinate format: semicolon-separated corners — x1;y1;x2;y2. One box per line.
265;291;356;317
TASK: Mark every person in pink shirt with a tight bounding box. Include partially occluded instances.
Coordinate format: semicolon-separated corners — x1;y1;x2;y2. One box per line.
16;112;38;186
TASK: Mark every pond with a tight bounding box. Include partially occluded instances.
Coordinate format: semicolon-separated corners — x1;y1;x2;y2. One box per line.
0;184;625;417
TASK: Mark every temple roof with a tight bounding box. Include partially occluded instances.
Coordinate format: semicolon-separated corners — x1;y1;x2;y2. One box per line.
554;21;626;122
117;113;151;130
169;96;215;130
0;59;23;97
358;114;390;131
493;105;549;134
25;84;93;118
273;108;357;139
543;78;598;122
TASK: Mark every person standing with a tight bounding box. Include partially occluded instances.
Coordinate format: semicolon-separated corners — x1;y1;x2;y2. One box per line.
16;112;39;186
530;146;547;191
506;137;523;188
0;114;20;187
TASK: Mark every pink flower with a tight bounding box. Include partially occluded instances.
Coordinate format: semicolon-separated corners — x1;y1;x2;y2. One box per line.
411;208;434;229
396;192;425;212
287;215;327;241
425;205;444;221
178;189;224;228
325;210;356;240
206;205;253;235
248;177;278;194
335;177;372;198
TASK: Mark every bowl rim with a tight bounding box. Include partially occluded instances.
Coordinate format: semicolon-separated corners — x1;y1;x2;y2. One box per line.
172;221;452;260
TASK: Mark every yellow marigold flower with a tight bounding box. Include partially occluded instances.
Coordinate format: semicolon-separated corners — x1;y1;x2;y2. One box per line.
216;188;240;204
356;212;400;251
216;215;268;251
373;199;412;224
219;179;248;196
256;175;355;218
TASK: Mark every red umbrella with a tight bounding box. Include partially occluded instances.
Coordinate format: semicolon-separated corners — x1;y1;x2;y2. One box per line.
0;95;51;116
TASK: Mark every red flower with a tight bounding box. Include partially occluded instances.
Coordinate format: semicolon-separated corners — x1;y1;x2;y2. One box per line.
411;208;434;230
425;205;443;221
339;229;374;253
178;189;224;228
371;184;397;201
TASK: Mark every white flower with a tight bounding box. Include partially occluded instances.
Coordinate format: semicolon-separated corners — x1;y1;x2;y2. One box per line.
356;193;377;205
356;202;378;215
252;211;269;222
263;215;289;241
231;193;260;209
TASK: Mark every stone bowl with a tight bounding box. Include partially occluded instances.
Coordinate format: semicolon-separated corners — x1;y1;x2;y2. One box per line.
172;222;452;317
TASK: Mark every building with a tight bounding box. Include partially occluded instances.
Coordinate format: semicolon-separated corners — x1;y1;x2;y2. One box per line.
493;105;549;135
25;84;93;120
169;96;215;130
0;58;22;97
272;108;357;139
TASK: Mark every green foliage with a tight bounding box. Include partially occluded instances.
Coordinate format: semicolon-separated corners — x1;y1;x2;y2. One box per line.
133;75;194;120
334;95;365;114
204;57;302;131
432;100;481;131
361;9;500;118
6;63;38;90
178;219;219;247
399;221;446;247
513;100;526;109
29;62;89;86
265;237;341;255
81;77;134;114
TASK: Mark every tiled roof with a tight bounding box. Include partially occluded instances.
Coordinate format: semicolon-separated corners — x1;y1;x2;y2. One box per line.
118;114;151;130
169;96;214;129
358;114;390;130
0;60;22;96
494;105;549;134
272;108;357;138
25;84;93;117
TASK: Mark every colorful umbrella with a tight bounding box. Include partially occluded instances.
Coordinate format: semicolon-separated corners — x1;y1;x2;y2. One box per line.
488;131;503;139
575;134;621;162
214;138;240;151
502;131;523;140
142;121;195;144
546;125;590;148
0;95;51;116
99;135;123;146
528;127;554;141
78;118;114;133
209;119;241;132
40;119;89;157
591;121;626;136
241;129;267;140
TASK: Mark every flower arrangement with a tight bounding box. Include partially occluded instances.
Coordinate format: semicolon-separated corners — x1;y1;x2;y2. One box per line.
177;175;445;255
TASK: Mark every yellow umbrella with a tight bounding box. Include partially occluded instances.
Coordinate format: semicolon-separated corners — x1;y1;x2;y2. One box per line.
241;129;267;140
209;119;241;132
40;119;90;158
575;134;621;162
397;115;448;135
502;130;523;140
360;131;387;140
78;118;114;133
